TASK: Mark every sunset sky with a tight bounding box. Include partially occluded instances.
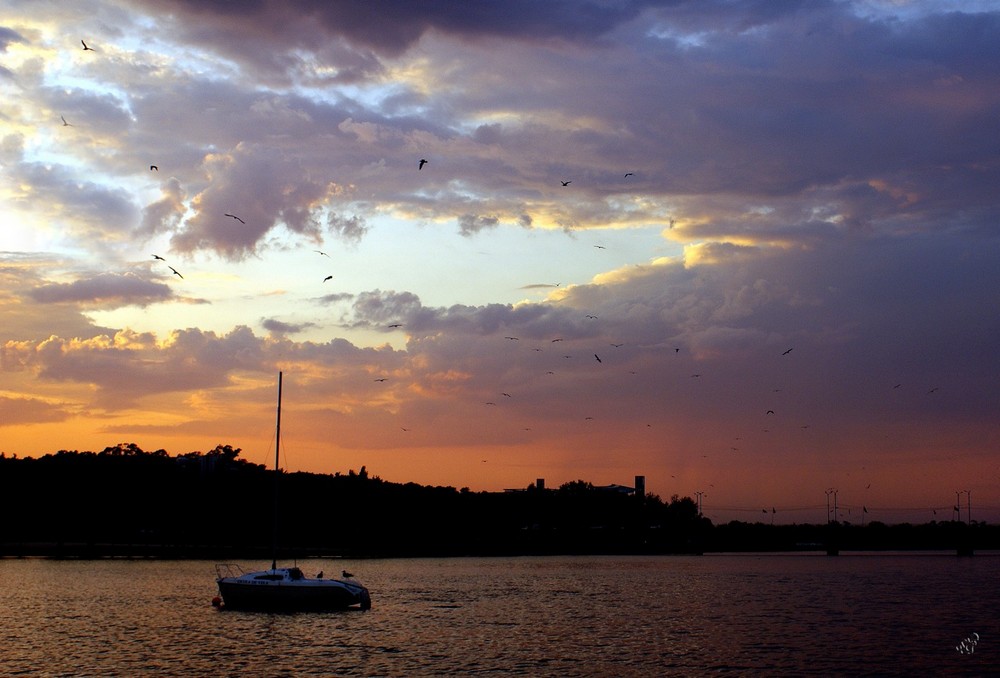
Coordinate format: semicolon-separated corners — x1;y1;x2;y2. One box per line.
2;0;999;524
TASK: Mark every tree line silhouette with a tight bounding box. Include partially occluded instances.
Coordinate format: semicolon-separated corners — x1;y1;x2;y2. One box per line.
0;443;993;558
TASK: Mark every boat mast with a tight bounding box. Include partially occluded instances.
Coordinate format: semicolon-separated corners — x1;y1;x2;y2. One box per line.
271;371;282;570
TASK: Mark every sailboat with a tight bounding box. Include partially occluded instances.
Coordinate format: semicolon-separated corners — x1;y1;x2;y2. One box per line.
214;372;372;611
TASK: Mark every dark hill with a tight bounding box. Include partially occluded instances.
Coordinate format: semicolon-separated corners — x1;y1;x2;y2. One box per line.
0;444;994;558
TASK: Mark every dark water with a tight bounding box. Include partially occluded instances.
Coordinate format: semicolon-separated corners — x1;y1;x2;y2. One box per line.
1;553;997;676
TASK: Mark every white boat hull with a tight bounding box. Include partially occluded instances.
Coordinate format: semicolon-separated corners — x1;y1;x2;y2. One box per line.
216;566;371;611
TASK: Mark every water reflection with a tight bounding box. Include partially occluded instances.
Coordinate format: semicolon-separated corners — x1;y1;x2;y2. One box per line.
1;555;997;675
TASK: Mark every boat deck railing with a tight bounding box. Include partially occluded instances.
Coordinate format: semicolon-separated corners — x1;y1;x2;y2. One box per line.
215;563;246;579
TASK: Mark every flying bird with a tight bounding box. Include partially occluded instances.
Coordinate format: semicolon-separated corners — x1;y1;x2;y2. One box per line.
594;354;602;363
374;378;387;382
60;116;72;127
560;180;571;186
585;315;597;319
418;158;428;170
323;275;333;282
766;410;775;415
502;393;511;397
149;165;158;171
593;245;606;249
314;250;330;257
388;323;403;328
168;266;183;279
551;338;563;342
610;343;623;348
81;40;94;51
151;254;165;261
624;172;634;178
782;348;793;355
224;213;245;224
504;336;519;340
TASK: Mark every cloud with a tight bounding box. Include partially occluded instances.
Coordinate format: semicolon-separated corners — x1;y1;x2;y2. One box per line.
261;317;316;336
457;213;500;236
140;178;187;239
27;272;174;309
327;213;369;243
134;0;654;60
350;290;423;327
0;395;71;426
171;143;333;259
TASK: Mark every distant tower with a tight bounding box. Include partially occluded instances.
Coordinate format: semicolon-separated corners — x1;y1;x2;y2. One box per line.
634;475;645;500
536;478;545;491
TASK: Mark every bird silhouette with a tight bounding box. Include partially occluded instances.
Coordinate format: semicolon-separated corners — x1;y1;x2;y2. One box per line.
224;213;245;224
585;315;597;319
314;250;330;257
593;245;606;249
594;354;602;363
323;275;333;282
81;40;94;51
342;570;354;579
551;338;563;342
610;343;623;347
388;323;403;328
149;165;158;171
60;116;72;127
560;180;571;186
168;266;183;279
624;172;634;178
766;410;775;415
418;158;428;170
374;378;387;382
782;348;793;355
504;336;519;340
151;254;165;261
